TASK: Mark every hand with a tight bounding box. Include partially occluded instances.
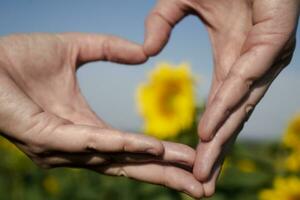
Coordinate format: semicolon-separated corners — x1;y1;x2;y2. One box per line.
144;0;299;196
0;33;203;197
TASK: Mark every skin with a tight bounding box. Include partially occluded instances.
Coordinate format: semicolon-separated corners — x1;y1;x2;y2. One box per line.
144;0;299;197
0;33;204;198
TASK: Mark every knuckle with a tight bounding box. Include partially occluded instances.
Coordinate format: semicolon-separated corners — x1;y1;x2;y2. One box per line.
213;94;225;106
244;104;255;122
230;69;254;89
115;167;129;177
121;133;130;152
85;131;98;151
102;37;113;61
213;94;232;116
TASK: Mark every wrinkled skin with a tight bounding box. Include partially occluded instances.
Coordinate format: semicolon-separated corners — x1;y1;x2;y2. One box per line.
0;33;204;197
144;0;299;197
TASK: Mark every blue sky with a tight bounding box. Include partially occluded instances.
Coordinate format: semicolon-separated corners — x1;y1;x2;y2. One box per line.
0;0;299;140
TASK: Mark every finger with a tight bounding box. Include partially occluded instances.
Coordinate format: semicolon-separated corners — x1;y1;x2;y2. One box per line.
43;141;196;169
201;141;235;197
194;131;237;181
144;0;191;56
195;82;265;180
113;141;196;167
199;12;251;138
96;163;204;198
199;33;295;141
198;133;236;197
59;33;148;65
162;141;195;167
194;61;287;180
202;163;222;197
45;124;164;156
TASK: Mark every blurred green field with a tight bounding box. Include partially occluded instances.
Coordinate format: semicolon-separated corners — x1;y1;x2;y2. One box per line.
0;134;291;200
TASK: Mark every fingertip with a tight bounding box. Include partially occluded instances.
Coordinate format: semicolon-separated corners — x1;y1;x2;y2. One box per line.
143;36;168;57
177;169;204;199
162;141;196;167
193;166;217;195
129;44;149;64
203;183;216;197
180;145;196;166
193;143;220;181
185;183;204;199
203;167;221;197
193;163;211;182
143;41;160;57
198;118;214;142
109;38;149;65
143;12;172;57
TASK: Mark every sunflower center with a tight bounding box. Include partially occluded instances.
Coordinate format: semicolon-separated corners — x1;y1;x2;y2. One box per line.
159;81;181;116
289;194;300;200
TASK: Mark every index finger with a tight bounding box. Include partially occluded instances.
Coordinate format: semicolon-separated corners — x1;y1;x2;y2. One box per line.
144;0;190;56
41;124;164;156
96;163;204;198
59;33;148;65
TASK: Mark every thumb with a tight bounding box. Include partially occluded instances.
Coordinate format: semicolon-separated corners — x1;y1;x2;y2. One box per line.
58;33;148;65
144;0;191;56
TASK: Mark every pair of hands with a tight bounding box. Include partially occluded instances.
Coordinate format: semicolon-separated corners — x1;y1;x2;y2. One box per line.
0;0;298;198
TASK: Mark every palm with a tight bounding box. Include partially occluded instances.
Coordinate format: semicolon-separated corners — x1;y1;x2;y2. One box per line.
0;33;203;198
1;34;107;127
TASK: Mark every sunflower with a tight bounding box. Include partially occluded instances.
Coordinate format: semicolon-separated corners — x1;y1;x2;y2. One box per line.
283;113;300;150
282;113;300;172
285;151;300;172
136;62;196;139
259;176;300;200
